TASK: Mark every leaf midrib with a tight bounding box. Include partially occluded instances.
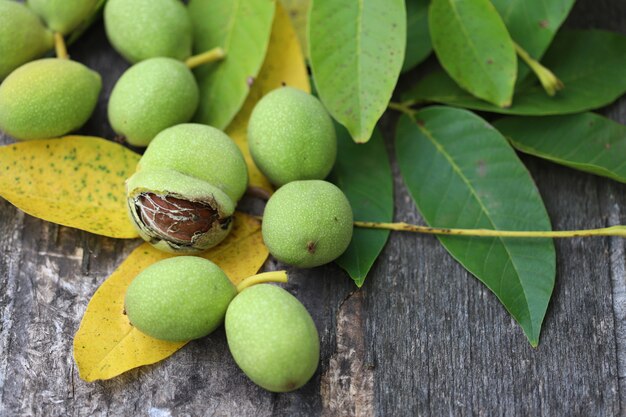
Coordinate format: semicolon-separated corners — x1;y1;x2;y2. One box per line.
355;0;364;132
413;116;535;336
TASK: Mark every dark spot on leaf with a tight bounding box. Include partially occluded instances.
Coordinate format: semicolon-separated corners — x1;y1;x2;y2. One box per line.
476;160;487;177
605;143;611;149
416;119;425;127
487;59;493;65
539;19;549;28
307;241;316;254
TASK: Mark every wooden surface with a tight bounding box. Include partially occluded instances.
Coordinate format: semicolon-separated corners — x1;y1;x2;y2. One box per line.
1;1;626;415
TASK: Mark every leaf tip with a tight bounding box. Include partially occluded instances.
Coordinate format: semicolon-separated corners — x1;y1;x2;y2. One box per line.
352;133;372;144
527;334;540;348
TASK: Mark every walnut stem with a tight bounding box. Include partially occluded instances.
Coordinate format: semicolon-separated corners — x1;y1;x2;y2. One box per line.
54;33;69;59
185;47;226;70
236;271;288;293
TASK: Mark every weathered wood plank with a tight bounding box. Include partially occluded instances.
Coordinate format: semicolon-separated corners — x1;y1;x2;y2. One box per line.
0;0;625;415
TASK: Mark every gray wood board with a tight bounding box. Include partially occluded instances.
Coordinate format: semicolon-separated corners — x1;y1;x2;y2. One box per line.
0;0;625;415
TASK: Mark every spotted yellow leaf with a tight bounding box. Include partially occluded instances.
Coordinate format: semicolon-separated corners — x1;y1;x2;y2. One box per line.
73;212;268;382
226;2;311;195
0;136;139;238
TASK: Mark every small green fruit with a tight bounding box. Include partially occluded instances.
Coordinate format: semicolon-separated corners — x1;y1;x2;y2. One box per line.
248;87;337;186
108;57;199;147
139;124;248;203
104;0;192;63
225;284;320;392
126;169;235;254
0;0;54;80
125;256;237;342
27;0;100;35
0;58;101;140
262;180;353;268
126;124;248;253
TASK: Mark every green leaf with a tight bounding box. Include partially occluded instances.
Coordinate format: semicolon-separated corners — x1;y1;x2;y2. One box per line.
308;0;406;143
405;30;626;115
402;0;431;73
495;113;626;184
395;106;555;346
491;0;576;82
329;125;393;287
188;0;275;129
428;0;516;107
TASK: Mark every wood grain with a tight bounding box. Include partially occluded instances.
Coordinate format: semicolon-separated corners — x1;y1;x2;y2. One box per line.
1;0;625;415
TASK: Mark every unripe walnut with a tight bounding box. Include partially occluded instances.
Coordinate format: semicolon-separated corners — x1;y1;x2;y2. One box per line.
262;180;353;268
108;57;199;147
104;0;192;63
248;87;336;186
139;124;248;203
225;284;320;392
125;124;247;253
0;1;54;80
0;58;101;140
126;169;234;253
126;256;237;342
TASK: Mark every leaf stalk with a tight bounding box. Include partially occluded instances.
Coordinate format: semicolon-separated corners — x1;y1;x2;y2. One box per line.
388;101;418;117
354;221;626;239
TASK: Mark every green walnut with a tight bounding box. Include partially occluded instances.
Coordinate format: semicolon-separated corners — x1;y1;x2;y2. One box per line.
126;124;248;253
262;180;353;268
225;284;320;392
125;256;237;342
27;0;100;35
108;57;199;147
0;0;54;80
104;0;192;63
0;58;101;140
139;124;248;203
248;87;337;187
126;169;235;254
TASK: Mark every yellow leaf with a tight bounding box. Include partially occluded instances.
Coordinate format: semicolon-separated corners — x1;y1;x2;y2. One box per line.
226;2;311;194
279;0;311;56
0;136;140;238
73;212;268;382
